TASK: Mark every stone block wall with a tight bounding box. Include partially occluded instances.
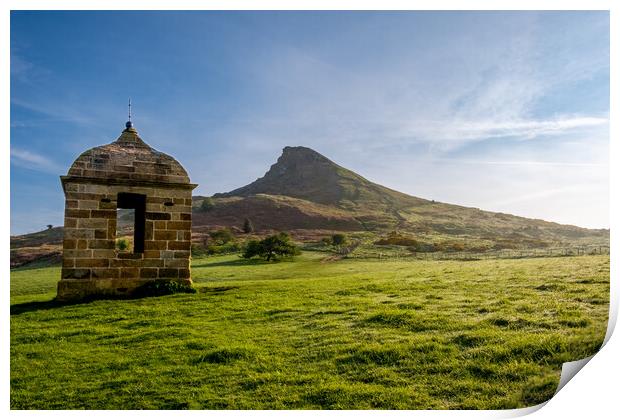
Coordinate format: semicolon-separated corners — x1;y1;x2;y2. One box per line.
58;181;194;301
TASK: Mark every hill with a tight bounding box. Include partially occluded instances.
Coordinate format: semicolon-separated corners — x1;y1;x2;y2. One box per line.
204;146;607;246
10;212;136;268
10;227;63;268
10;146;608;267
215;146;424;209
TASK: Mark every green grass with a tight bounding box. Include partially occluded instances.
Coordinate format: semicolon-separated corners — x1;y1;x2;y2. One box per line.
10;253;609;409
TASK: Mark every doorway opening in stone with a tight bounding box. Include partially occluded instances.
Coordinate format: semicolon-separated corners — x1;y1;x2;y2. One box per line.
116;193;146;253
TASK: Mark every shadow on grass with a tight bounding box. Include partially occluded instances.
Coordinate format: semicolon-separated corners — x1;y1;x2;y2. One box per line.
11;261;62;271
11;299;88;315
11;287;197;315
199;286;240;294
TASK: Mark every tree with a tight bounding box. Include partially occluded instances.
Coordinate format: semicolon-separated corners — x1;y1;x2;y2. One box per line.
242;232;301;261
243;218;254;234
200;197;214;212
209;228;234;245
46;224;53;230
321;233;347;248
242;239;263;259
331;233;347;247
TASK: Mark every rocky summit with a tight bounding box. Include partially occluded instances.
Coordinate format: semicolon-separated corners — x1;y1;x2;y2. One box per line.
198;146;608;245
215;146;422;210
12;146;609;268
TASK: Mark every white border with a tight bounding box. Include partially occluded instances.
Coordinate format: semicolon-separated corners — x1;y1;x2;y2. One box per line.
3;1;617;419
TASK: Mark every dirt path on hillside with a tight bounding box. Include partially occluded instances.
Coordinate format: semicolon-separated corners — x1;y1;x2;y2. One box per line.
320;254;345;263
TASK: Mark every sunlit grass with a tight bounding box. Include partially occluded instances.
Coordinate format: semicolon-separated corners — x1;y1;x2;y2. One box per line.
10;253;609;409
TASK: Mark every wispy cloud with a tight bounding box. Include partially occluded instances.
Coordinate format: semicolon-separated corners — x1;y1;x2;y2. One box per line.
432;157;607;168
10;147;63;173
11;97;95;125
10;54;33;80
399;116;609;148
236;16;608;154
10;50;54;85
465;117;608;138
490;185;591;207
9;11;609;232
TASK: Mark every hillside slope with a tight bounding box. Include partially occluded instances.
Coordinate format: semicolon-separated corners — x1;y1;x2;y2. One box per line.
194;194;363;231
205;146;607;245
11;146;608;267
10;227;63;268
216;146;424;210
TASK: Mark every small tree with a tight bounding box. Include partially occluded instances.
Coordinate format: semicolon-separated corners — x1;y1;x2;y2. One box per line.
242;239;263;259
242;232;300;261
331;233;347;247
209;228;234;245
320;233;348;249
200;197;215;212
243;218;254;234
46;224;53;230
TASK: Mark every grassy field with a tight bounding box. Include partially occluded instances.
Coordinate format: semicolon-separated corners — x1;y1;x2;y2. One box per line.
10;252;609;409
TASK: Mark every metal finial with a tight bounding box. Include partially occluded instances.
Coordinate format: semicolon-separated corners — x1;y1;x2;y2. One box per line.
125;98;133;128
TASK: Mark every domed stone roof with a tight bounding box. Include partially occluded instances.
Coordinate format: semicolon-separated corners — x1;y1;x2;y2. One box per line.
66;125;190;185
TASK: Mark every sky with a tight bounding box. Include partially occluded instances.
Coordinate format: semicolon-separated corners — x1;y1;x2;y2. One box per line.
10;11;609;234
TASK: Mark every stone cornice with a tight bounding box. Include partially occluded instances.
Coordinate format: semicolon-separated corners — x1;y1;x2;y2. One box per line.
60;175;198;193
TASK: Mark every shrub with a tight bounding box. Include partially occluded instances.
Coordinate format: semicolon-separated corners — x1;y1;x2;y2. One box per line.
199;197;215;212
116;238;129;251
242;218;254;234
375;231;418;247
191;243;208;257
408;242;437;253
331;233;347;247
192;242;240;256
242;232;301;261
209;228;234;245
132;280;196;298
432;242;444;251
320;233;348;248
443;242;465;252
207;242;241;255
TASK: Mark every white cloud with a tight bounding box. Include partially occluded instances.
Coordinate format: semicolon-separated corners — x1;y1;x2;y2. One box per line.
11;97;96;126
432;158;607;168
9;12;609;230
397;116;609;149
10;148;62;173
490;185;589;207
10;55;33;79
229;15;607;156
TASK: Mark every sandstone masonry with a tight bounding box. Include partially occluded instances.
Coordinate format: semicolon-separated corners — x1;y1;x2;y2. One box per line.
57;121;197;301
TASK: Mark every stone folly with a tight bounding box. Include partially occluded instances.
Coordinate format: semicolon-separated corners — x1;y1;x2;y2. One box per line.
57;121;197;301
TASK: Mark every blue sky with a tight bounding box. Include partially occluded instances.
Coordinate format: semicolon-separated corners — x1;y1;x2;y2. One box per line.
10;11;609;234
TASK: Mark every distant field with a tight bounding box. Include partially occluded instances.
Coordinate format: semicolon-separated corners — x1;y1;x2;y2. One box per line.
10;253;609;409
